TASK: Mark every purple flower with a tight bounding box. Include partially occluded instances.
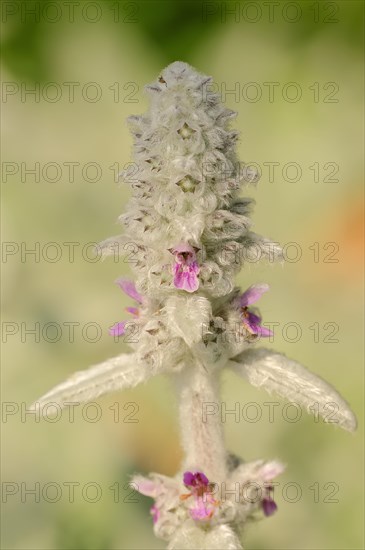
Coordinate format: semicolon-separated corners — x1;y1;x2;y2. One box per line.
238;284;273;337
261;486;277;517
169;243;200;293
109;278;143;336
180;471;218;521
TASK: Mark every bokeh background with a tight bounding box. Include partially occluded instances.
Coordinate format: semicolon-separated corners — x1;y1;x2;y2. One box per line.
1;1;364;549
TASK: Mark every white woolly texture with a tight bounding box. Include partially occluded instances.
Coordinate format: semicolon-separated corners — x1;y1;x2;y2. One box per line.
162;295;212;347
31;61;357;549
228;348;357;432
168;521;243;550
107;60;282;298
130;455;285;547
230;458;286;488
30;353;147;417
175;363;227;481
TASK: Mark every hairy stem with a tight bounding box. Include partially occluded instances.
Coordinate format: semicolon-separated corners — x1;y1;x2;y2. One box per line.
175;360;227;481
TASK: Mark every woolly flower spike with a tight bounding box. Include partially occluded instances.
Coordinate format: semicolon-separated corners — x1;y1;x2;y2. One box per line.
132;459;284;549
238;284;273;337
99;61;283;297
31;61;357;549
109;278;143;336
169;243;200;293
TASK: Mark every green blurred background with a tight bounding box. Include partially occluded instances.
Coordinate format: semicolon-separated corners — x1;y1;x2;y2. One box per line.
1;1;364;548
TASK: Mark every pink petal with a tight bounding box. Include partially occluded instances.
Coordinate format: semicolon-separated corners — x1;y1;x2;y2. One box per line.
243;318;272;338
240;284;269;307
256;325;273;337
150;504;160;523
194;472;209;486
242;314;261;335
108;321;126;336
126;306;139;317
173;263;199;292
183;471;195;486
246;311;262;328
258;461;286;481
115;278;143;303
183;471;209;487
133;477;159;498
243;312;273;337
189;499;214;521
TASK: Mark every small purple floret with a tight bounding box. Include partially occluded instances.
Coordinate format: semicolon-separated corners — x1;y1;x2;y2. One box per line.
182;471;217;521
262;497;277;516
238;284;273;337
170;243;200;293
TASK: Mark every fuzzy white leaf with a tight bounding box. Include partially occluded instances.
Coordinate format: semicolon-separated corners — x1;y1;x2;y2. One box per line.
228;348;357;432
30;353;147;416
162;295;212;347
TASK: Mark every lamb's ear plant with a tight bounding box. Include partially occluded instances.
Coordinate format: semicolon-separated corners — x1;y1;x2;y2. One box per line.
32;62;357;549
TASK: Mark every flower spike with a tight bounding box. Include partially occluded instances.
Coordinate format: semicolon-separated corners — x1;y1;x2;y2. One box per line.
32;61;357;548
